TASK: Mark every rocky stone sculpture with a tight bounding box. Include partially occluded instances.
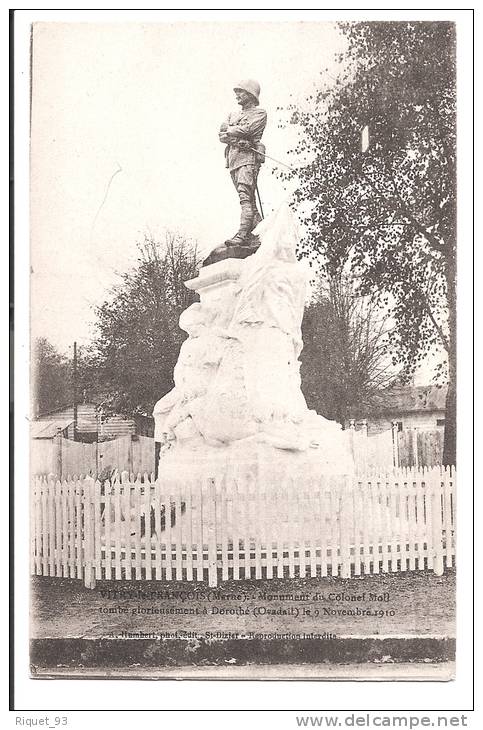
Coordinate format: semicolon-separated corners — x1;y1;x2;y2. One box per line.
153;203;353;472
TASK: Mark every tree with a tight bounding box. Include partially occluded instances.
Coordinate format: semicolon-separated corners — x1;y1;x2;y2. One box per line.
84;231;200;416
301;273;396;425
280;21;456;464
33;337;72;415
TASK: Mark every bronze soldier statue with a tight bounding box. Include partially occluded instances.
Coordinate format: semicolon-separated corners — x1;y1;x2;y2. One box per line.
219;79;267;247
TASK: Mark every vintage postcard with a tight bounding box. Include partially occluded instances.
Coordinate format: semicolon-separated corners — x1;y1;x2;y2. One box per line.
23;12;473;695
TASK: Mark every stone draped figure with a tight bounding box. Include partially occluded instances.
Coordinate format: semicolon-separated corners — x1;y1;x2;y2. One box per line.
154;203;350;464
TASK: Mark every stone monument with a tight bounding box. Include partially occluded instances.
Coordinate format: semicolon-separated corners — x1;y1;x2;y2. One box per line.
153;202;353;480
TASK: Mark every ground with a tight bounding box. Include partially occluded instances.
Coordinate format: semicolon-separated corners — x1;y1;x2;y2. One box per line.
30;569;455;677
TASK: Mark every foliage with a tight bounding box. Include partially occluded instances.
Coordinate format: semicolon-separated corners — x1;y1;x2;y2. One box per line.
301;274;396;425
280;21;456;462
83;231;200;416
33;337;72;415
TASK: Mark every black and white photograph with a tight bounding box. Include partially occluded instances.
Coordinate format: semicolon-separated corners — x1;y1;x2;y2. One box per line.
12;7;476;719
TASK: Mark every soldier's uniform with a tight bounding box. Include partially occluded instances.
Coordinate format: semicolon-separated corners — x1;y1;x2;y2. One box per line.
219;81;267;246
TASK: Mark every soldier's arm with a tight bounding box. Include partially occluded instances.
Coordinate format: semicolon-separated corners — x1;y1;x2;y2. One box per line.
219;129;231;144
225;108;267;140
219;114;233;144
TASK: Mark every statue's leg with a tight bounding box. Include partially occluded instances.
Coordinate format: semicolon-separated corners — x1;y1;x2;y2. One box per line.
251;166;262;232
225;168;255;247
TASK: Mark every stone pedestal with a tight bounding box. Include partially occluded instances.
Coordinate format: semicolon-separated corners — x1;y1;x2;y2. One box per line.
185;257;244;309
154;203;354;478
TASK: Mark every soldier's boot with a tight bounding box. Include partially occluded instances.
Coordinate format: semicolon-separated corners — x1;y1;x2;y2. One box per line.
225;201;254;247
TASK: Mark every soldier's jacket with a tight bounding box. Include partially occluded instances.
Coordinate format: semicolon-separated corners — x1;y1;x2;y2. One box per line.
219;106;267;171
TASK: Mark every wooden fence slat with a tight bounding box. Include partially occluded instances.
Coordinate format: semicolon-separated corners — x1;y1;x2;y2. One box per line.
174;480;183;582
368;479;378;575
398;472;405;569
164;480;173;581
66;478;74;578
231;476;240;581
275;476;283;579
340;476;351;579
55;480;62;577
443;468;453;567
153;479;162;581
295;473;303;577
48;480;56;576
430;467;444;576
113;478;121;579
308;478;317;578
83;478;96;588
450;468;456;561
134;476;142;581
361;479;370;575
242;474;250;580
60;480;68;577
104;481;112;580
406;477;416;571
34;479;41;575
206;477;217;587
286;476;295;579
424;469;434;571
378;477;389;574
92;479;101;579
326;477;335;576
219;475;229;582
143;474;152;580
352;478;361;577
262;472;270;578
192;478;201;582
388;478;398;572
40;480;48;575
123;477;133;580
415;470;425;570
30;478;37;575
319;477;328;578
184;480;193;582
253;473;262;580
74;478;82;579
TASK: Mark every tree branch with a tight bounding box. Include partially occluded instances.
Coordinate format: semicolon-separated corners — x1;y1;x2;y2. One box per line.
422;299;449;352
361;163;447;253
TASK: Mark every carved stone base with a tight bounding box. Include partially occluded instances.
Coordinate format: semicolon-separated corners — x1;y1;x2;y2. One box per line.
158;437;353;484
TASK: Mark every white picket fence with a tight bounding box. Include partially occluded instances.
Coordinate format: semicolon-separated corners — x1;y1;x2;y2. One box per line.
30;467;455;588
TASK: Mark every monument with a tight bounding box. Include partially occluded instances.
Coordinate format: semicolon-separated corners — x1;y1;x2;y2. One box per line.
203;79;267;266
153;80;353;480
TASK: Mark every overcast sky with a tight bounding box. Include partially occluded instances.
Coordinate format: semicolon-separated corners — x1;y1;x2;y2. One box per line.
30;21;347;353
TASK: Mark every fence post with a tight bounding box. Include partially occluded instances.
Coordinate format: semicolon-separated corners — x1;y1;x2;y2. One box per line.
413;428;419;469
361;420;368;474
54;433;62;480
84;477;96;589
349;420;355;464
391;422;399;468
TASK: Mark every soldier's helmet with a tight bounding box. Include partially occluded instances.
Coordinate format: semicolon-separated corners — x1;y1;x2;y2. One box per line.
233;79;260;104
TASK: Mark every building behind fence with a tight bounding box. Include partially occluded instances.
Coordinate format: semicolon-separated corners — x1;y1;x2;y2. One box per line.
31;422;444;481
30;466;455;589
31;434;155;479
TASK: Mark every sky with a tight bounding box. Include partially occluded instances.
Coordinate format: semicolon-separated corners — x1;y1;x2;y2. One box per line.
29;19;448;386
30;21;347;353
